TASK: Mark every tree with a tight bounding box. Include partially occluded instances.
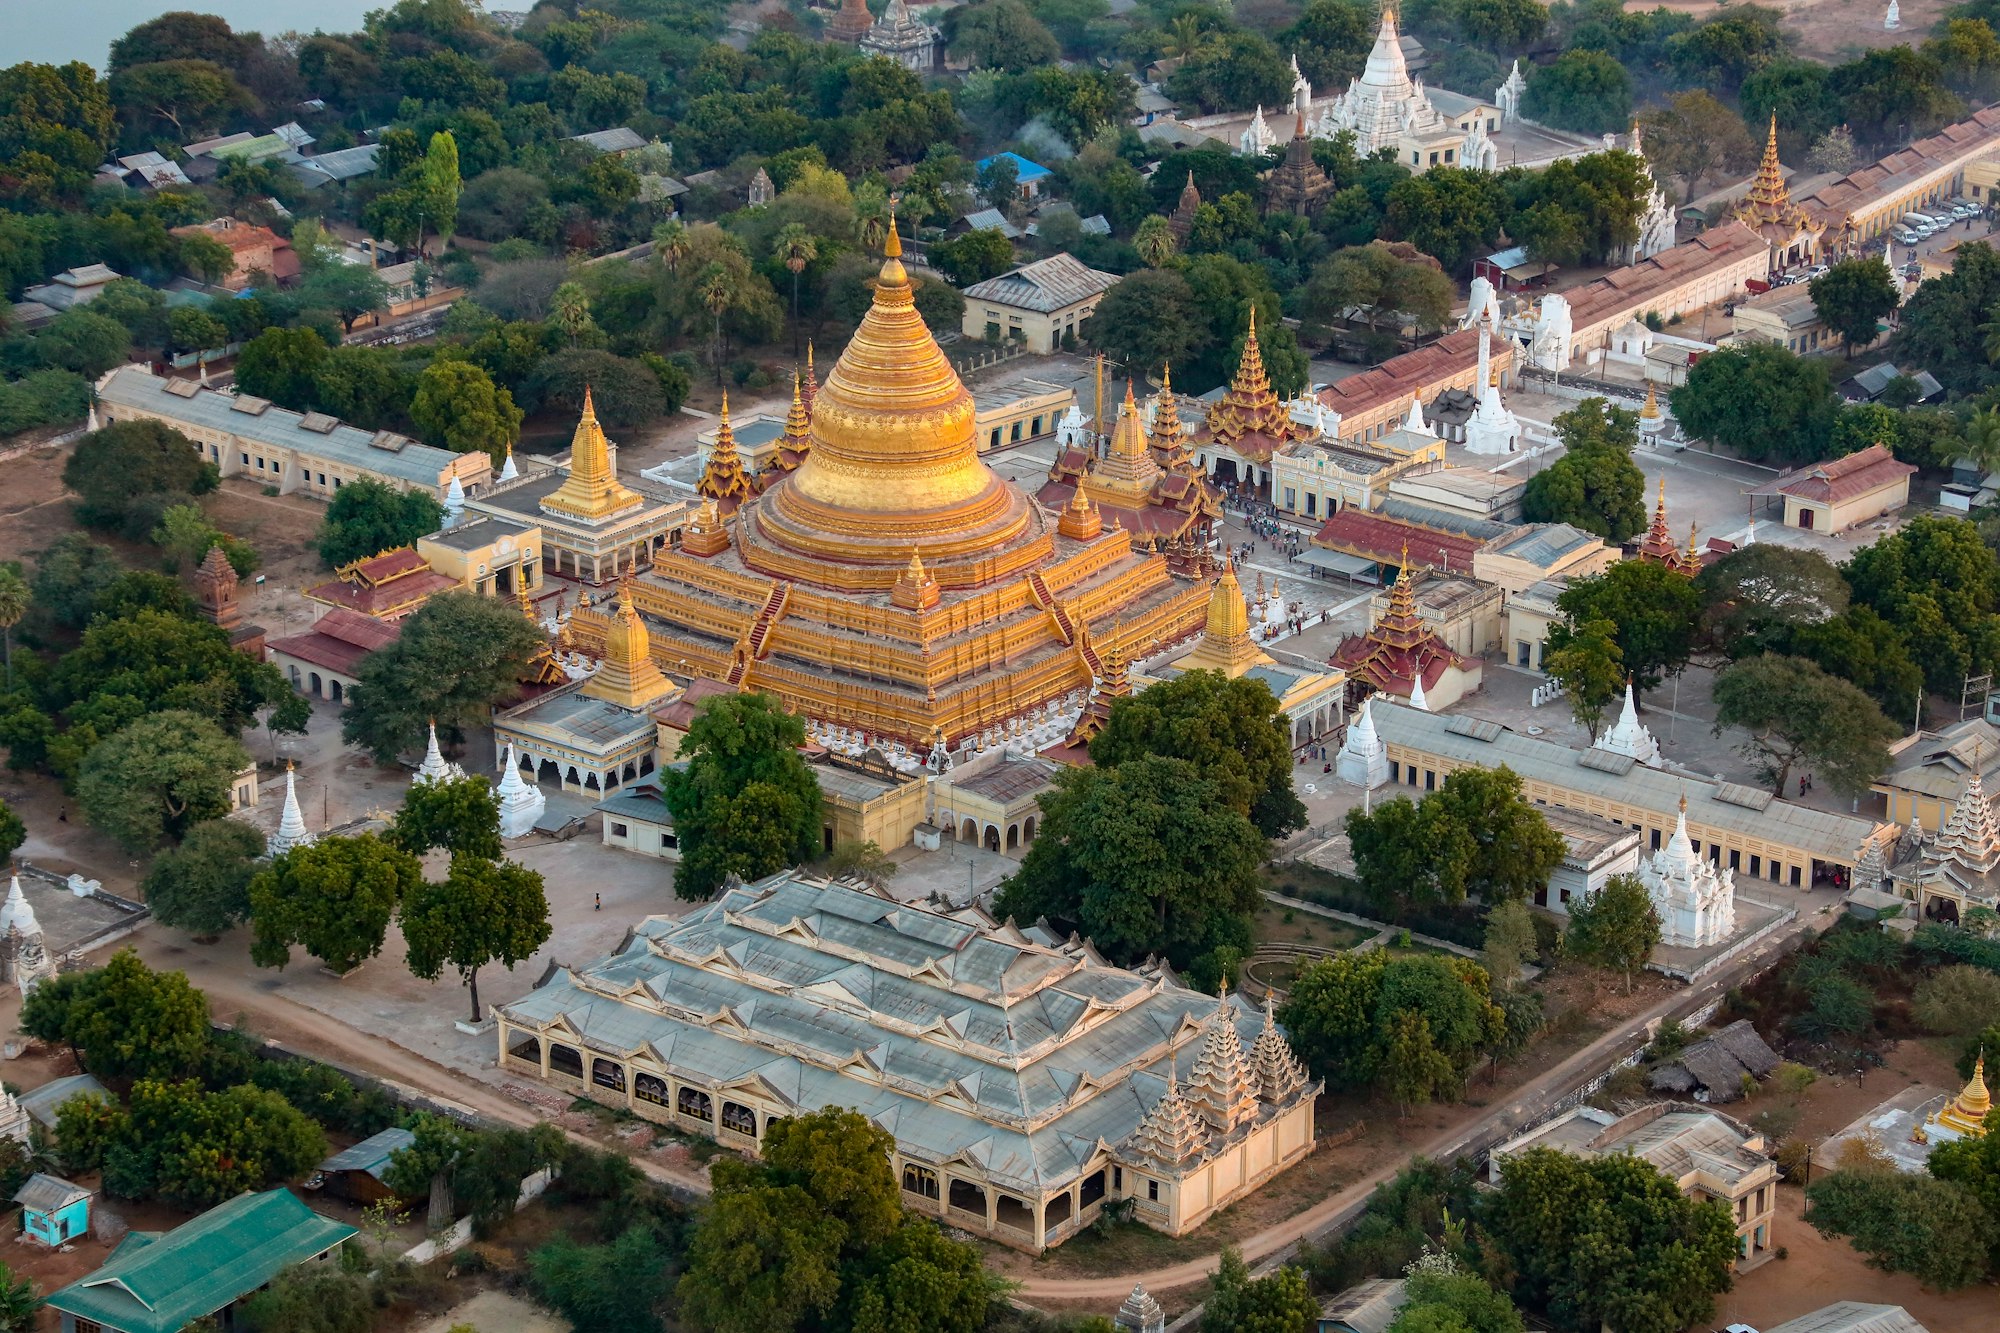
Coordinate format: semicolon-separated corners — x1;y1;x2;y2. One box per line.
78;711;249;853
25;533;122;631
240;1265;375;1333
528;349;666;427
1523;51;1632;135
1565;873;1660;992
63;419;214;537
382;1111;475;1222
0;61;116;194
774;223;818;354
421;130;462;253
19;949;210;1085
838;1216;996;1333
1484;899;1538;991
1638;91;1757;203
1426;767;1566;905
36;309;131;378
928;229;1016;287
1845;514;2000;696
550;282;595;349
1897;242;2000;396
0;568;26;688
1287;0;1376;87
814;839;898;889
390;774;503;860
994;756;1266;970
1200;1247;1319;1333
1543;617;1622;739
108;59;254;143
1091;672;1304;838
1912;965;2000;1037
1167;32;1293;115
1827;46;1963;151
401;853;552;1022
1695;544;1850;657
168;307;228;364
1811;259;1900;354
100;1078;326;1210
1383;168;1504;273
1805;1168;1998;1290
54;609;283;735
298;265;390;335
234;326;332;410
1486;1148;1737;1333
945;0;1060;70
1379;1010;1455;1115
342;593;546;762
663;692;822;902
1554;561;1699;693
409;360;522;463
250;833;425;974
314;478;445;570
1086;269;1202;371
1299;243;1456;336
530;1225;677;1333
1134;215;1178;269
1712;655;1898;797
141;818;267;940
1389;1271;1523;1333
1928;1112;2000;1250
1520;398;1647;542
1670;341;1841;466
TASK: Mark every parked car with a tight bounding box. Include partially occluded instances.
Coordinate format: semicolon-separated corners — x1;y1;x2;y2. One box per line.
1891;226;1920;245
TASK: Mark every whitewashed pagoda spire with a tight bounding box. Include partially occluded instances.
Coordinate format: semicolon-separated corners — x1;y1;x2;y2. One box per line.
415;720;465;784
494;742;546;838
267;762;314;856
1337;695;1389;788
1595;679;1662;765
0;871;52;998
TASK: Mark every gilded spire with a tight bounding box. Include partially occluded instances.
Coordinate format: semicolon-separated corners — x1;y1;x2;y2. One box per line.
1681;520;1702;573
1203;309;1304;452
803;341;818;411
891;545;939;610
542;386;645;522
1935;1048;1992;1137
1639;476;1679;565
698;392;754;516
1251;991;1309;1104
1187;985;1260;1133
1177;559;1273;677
1089;381;1163;500
1058;485;1103;541
581;578;676;710
1738;114;1798;228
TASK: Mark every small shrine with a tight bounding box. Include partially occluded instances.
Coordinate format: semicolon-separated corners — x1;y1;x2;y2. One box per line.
494;743;547;838
1336;695;1389;789
1638;796;1736;949
1194;312;1311;492
1329;552;1482;710
266;763;315;857
1595;680;1662;765
1929;1053;1991;1140
0;872;54;996
696;394;754;517
1896;762;2000;924
1263;111;1333;219
1167;172;1202;242
1039;382;1219;548
858;0;939;70
414;720;467;785
1635;478;1700;574
192;544;266;655
1461;313;1521;456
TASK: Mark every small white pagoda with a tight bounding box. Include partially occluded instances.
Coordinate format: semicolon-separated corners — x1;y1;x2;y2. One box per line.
0;873;54;997
1336;696;1390;788
414;720;467;785
494;742;546;838
1594;680;1662;766
1462;314;1522;456
1640;796;1736;948
266;763;315;857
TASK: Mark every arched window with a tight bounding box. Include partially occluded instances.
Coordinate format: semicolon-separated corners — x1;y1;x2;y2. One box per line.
677;1087;713;1120
634;1074;669;1106
592;1059;625;1092
720;1101;756;1136
902;1164;940;1200
548;1043;583;1078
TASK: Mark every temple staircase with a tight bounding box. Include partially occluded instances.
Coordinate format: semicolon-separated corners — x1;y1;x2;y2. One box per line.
727;583;790;685
1027;571;1100;676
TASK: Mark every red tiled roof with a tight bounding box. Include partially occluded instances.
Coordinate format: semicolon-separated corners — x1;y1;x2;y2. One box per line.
304;569;459;617
1797;106;2000;230
1310;508;1485;576
654;677;735;730
1316;327;1488;422
1775;444;1916;506
267;607;401;676
1559;222;1767;331
349;547;431;582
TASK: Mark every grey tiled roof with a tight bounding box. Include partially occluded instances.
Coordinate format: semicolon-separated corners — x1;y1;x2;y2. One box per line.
1371;700;1880;865
962;254;1119;314
570;127;648;154
1764;1303;1931;1333
97;366;459;491
1492;522;1598;570
499;871;1289;1193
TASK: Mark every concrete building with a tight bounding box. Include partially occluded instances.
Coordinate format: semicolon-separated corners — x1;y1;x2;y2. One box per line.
1273;439;1432;523
20;264;121;311
961;254;1120;354
1472;523;1617;596
1489;1102;1780;1269
1769;443;1915;533
1733;283;1841;355
1388;468;1524;526
169;216;298;287
810;752;929;855
1873;718;2000;831
1765;1305;1931;1333
496;871;1319;1251
96;366;488;500
266;607;400;703
1800;105;2000;250
1367;700;1883;888
416;516;545;597
595;787;679;859
1538;805;1643;911
975;378;1075;453
930;755;1058;855
1500;578;1565;671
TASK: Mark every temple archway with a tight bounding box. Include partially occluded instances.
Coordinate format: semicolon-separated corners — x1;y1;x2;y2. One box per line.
962;819;978;843
984;826;1002;852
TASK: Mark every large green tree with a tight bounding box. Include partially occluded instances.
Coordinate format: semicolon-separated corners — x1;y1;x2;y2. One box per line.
1346;767;1562;911
1085;269;1202;372
140;817;267;940
342;592;545;762
1552;560;1699;694
1810;258;1900;354
1522;50;1632;135
1564;872;1661;992
389;772;503;860
1694;544;1850;657
1520;398;1647;542
234;327;332;410
1844;514;2000;697
1899;241;2000;395
1669;341;1842;466
95;1078;326;1210
77;710;250;852
1638;90;1757;203
1804;1167;1999;1290
1090;671;1305;839
54;608;286;736
663;692;822;902
0;61;117;199
401;853;552;1022
1298;243;1456;335
1199;1246;1319;1333
1711;654;1898;797
62;419;215;539
1542;616;1622;739
249;833;425;974
18;949;210;1085
409;359;522;463
314;478;445;570
1485;1147;1737;1333
994;755;1266;971
943;0;1060;71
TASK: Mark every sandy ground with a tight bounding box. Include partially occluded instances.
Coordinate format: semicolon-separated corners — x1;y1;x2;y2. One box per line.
411;1290;570;1333
1629;0;1955;61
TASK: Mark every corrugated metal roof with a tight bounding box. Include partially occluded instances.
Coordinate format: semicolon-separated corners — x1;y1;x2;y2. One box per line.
14;1173;89;1214
318;1127;414;1180
18;1073;108;1128
962;254;1118;313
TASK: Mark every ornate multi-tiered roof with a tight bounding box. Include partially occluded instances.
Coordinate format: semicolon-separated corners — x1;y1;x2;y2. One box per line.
1167;172;1202;242
1635;478;1699;573
596;221;1209;745
268;763;314;856
697;394;755;518
1039;381;1219;546
542;388;645;522
1734;116;1824;265
1329;551;1475;702
1197;312;1309;468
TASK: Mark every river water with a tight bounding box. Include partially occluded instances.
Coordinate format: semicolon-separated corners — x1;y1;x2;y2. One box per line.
4;1;380;70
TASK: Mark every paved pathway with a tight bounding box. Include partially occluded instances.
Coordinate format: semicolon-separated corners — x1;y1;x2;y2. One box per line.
1012;905;1829;1301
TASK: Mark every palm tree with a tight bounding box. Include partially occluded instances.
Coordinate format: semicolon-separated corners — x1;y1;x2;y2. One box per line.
1161;13;1208;59
1965;407;2000;480
854;183;890;256
0;1264;34;1333
1134;215;1178;268
775;223;819;356
0;570;26;690
697;265;736;385
652;219;691;276
550;281;593;349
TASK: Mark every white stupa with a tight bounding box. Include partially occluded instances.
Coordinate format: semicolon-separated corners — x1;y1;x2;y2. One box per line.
1462;315;1521;455
498;444;519;482
0;873;53;999
414;720;467;785
1240;105;1272;156
1496;59;1527;124
494;742;546;839
1402;396;1432;437
266;762;315;856
1594;680;1662;765
442;473;466;528
1408;675;1429;711
1336;697;1390;788
1886;0;1900;28
1639;796;1736;948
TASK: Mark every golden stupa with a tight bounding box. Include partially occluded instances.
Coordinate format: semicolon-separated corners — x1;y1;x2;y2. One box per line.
1933;1052;1993;1139
582;221;1211;745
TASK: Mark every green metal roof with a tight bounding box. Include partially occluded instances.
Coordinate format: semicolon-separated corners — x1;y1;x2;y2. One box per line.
45;1189;356;1333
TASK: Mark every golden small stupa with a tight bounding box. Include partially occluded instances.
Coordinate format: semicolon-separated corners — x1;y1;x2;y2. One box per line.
516;583;568;687
581;579;677;711
541;387;645;522
1933;1052;1993;1139
697;392;754;517
1174;560;1274;677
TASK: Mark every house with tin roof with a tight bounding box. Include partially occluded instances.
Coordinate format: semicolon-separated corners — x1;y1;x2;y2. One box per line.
961;254;1119;353
45;1189;356;1333
1767;443;1915;533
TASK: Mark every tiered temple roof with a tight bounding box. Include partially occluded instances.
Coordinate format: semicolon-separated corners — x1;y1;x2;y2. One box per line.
1634;479;1699;573
304;546;458;620
1037;382;1218;545
542;387;646;523
1329;551;1472;700
697;394;755;517
581;579;678;711
1734;116;1823;255
1198;312;1309;466
1167;173;1202;242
